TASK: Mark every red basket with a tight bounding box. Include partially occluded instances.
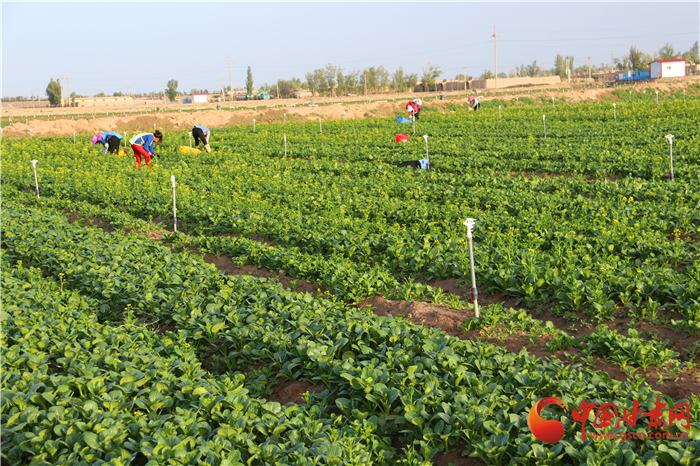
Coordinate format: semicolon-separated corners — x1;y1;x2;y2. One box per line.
396;134;409;143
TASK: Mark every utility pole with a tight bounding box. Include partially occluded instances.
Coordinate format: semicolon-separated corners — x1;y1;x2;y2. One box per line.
464;66;467;92
587;56;592;83
66;77;70;107
228;56;232;101
59;76;64;107
163;85;166;101
611;50;614;69
492;25;498;89
276;82;280;99
221;78;225;101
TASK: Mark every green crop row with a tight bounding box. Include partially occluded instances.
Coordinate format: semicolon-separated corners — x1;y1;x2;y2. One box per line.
3;203;699;465
1;256;396;466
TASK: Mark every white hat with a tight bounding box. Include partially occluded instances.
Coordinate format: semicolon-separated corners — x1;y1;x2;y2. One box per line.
414;99;422;106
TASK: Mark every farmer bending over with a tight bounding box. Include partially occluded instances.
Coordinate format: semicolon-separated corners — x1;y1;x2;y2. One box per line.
129;130;163;170
468;96;481;111
406;98;422;120
192;125;212;153
92;131;123;155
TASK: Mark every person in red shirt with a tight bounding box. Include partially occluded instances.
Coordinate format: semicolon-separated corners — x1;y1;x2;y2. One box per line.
406;98;422;120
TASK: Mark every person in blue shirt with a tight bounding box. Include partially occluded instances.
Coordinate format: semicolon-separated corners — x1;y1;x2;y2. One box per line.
128;130;163;170
192;125;211;153
91;131;123;154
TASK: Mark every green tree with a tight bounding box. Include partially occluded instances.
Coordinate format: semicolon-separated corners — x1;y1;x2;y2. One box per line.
246;66;254;96
392;67;405;92
166;79;178;101
336;65;345;95
526;60;541;77
553;55;566;79
377;65;390;92
405;73;419;92
683;41;699;63
45;78;62;106
324;64;337;96
658;43;678;60
479;69;495;80
420;62;442;90
627;46;647;71
305;71;317;96
277;79;301;98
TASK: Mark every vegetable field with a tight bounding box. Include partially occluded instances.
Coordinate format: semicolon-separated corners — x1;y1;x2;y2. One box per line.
2;93;700;465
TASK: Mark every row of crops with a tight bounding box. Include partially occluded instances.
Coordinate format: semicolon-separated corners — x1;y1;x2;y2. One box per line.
2;95;699;464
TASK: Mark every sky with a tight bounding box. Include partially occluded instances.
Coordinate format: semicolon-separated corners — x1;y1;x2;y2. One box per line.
1;1;698;98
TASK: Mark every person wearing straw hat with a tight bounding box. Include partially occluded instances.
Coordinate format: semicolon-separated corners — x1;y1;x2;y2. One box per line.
129;130;163;170
406;98;422;120
192;124;212;153
92;131;123;155
468;96;481;111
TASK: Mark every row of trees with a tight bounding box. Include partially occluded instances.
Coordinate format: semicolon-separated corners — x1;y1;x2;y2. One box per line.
38;41;697;104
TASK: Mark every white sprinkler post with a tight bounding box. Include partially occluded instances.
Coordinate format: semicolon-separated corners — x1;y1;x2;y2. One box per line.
284;135;287;158
422;134;430;170
319;119;322;134
284;114;287;123
188;132;192;149
629;90;632;101
665;134;674;181
30;159;39;198
552;97;555;110
73;132;76;144
464;218;479;318
683;89;686;102
123;132;127;148
412;113;416;136
171;175;178;232
656;90;659;108
253;119;256;133
613;103;616;122
542;115;546;139
499;105;501;122
29;129;32;139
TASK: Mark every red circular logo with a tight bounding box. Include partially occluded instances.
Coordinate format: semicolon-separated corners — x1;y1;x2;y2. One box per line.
527;397;568;443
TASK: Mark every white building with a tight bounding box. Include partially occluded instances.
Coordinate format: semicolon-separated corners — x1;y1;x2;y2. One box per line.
650;59;686;79
192;93;209;103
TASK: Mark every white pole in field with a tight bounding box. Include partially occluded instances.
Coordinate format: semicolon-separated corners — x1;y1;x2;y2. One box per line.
683;89;686;102
123;132;127;148
552;97;555;110
656;90;659;108
73;132;76;144
629;90;632;101
30;159;39;198
284;113;287;123
188;132;192;149
464;218;479;318
665;134;674;181
284;135;287;158
613;103;616;121
498;105;501;122
29;129;32;139
253;119;256;133
412;114;416;136
422;134;429;170
319;119;322;134
171;175;178;232
542;115;546;138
